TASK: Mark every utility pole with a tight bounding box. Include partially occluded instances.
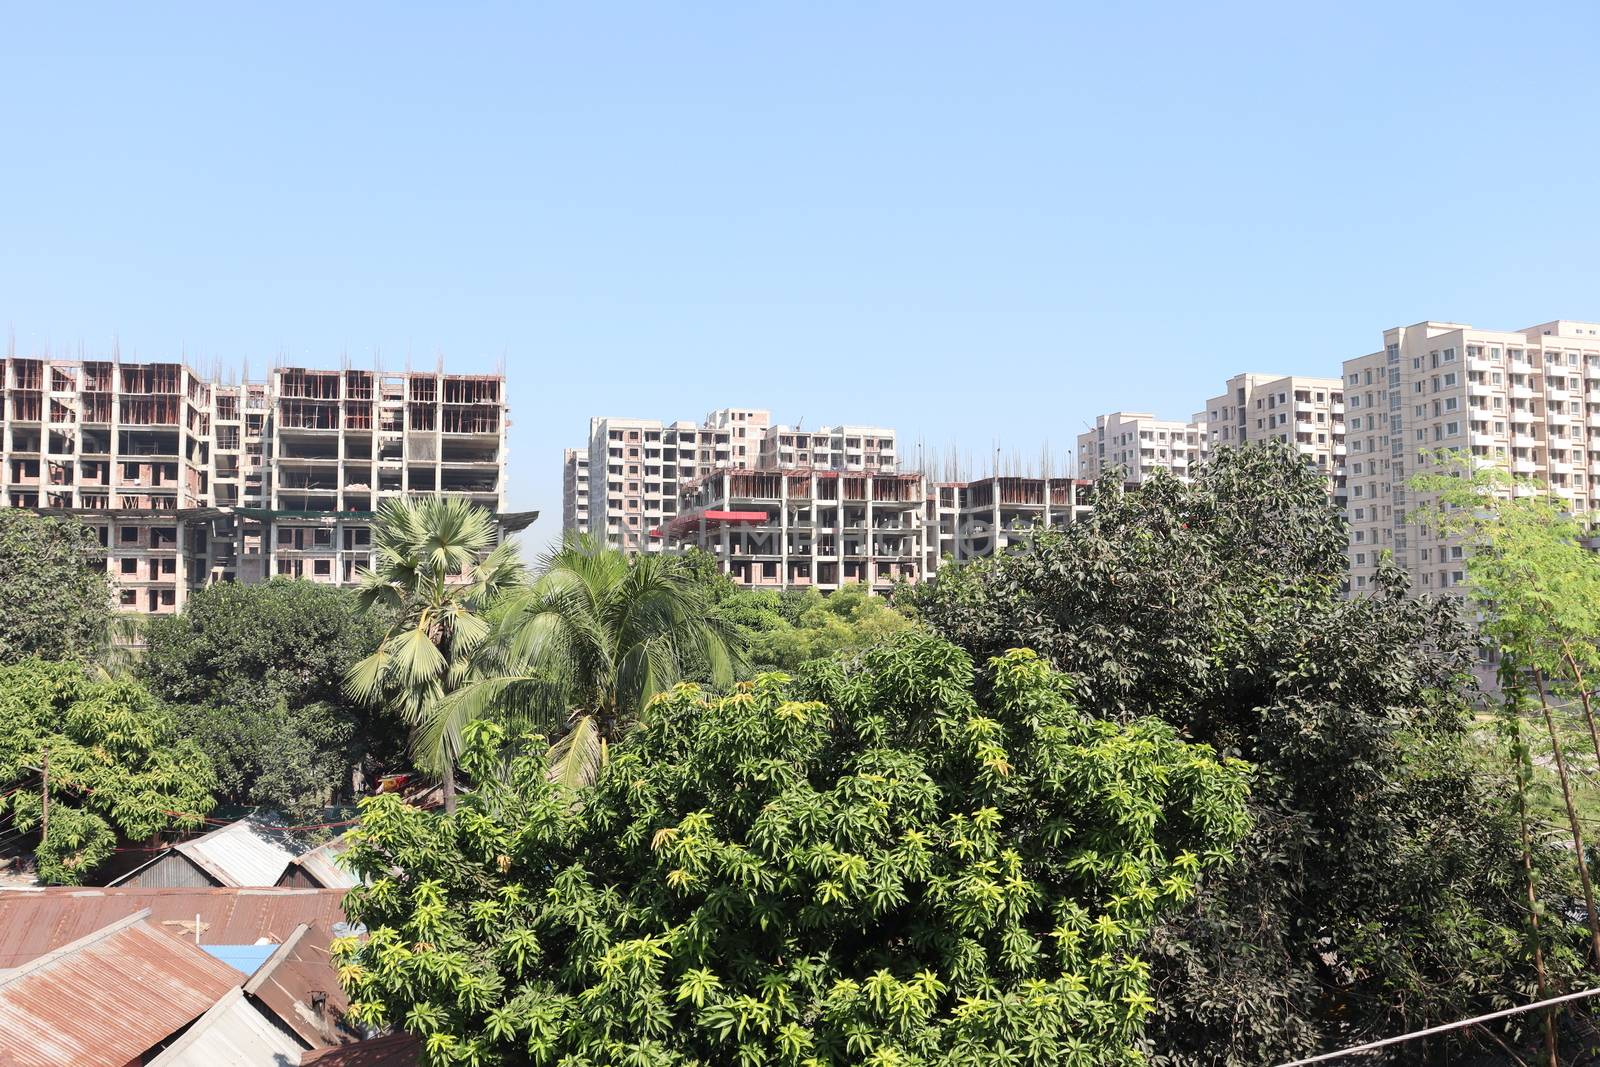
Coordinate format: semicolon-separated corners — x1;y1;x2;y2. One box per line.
40;747;49;843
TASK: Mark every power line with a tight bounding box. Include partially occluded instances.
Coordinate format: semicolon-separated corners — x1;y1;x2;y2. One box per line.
1272;986;1600;1066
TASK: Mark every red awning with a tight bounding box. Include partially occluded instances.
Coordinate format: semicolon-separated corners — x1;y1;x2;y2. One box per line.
701;510;768;522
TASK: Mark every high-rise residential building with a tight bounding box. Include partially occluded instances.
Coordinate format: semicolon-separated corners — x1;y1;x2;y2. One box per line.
565;408;900;553
1202;372;1346;501
1077;412;1206;483
757;424;899;471
1344;319;1600;595
0;355;524;615
562;448;590;536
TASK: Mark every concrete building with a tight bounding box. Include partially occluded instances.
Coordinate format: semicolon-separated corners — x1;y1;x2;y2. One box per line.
664;468;925;592
0;354;522;615
757;423;899;472
661;468;1099;593
1343;319;1600;595
1202;372;1346;501
925;476;1094;571
1077;412;1206;483
562;447;590;536
567;408;899;553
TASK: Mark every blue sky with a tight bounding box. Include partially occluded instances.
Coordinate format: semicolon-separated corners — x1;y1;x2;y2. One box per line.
4;3;1599;549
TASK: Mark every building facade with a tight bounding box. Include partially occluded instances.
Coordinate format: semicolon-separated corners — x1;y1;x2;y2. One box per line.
925;476;1094;571
0;355;518;615
1201;372;1346;502
562;447;590;536
661;469;1097;593
1344;319;1600;594
566;408;900;553
1077;412;1206;483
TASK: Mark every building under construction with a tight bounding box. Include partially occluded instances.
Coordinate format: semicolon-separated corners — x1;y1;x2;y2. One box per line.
663;468;1096;592
1;354;527;615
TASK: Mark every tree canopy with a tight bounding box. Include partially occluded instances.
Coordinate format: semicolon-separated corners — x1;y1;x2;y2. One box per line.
0;509;112;665
0;659;216;884
345;497;524;812
335;632;1251;1066
899;442;1582;1064
141;578;398;818
447;538;744;789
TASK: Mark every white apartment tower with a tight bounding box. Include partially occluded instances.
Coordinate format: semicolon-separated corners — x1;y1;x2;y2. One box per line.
562;448;590;536
567;408;899;553
1344;319;1600;595
1077;412;1206;483
1203;372;1346;501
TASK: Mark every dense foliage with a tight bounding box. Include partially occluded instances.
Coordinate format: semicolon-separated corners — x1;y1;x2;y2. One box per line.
900;443;1584;1064
335;632;1251;1066
141;579;398;819
346;497;524;812
679;550;918;676
0;509;112;664
0;659;216;884
446;538;744;789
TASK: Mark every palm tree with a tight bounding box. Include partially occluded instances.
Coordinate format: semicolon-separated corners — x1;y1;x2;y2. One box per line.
343;497;523;813
447;538;744;789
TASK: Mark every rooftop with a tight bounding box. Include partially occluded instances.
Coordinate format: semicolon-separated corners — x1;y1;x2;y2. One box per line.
0;910;241;1067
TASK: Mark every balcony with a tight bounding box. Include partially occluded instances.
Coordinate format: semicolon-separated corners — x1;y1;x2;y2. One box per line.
1511;384;1535;400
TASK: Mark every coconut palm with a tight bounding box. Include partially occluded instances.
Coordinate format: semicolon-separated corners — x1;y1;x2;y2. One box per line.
447;537;744;789
343;497;523;812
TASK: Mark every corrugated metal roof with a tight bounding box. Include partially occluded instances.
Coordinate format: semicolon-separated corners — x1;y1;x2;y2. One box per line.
245;922;357;1049
280;835;358;889
146;986;308;1066
175;816;311;887
0;886;347;968
0;910;242;1067
299;1033;419;1066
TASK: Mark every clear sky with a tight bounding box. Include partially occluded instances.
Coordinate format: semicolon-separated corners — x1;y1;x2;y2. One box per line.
5;3;1599;550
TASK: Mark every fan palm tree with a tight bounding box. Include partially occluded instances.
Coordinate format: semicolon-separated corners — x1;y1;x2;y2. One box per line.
343;497;523;812
447;537;744;789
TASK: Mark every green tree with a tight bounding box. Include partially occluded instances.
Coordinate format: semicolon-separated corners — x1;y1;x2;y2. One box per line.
0;659;216;884
448;539;743;789
1416;451;1600;968
142;579;397;817
748;584;914;671
900;442;1585;1064
0;510;112;664
334;632;1252;1066
345;498;523;814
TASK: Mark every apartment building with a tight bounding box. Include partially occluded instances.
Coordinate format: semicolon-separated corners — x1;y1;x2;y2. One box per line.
1077;412;1206;483
1344;319;1600;595
925;476;1094;571
568;408;899;553
663;468;926;592
659;467;1099;593
757;424;899;471
562;448;590;536
1203;372;1346;501
0;355;521;615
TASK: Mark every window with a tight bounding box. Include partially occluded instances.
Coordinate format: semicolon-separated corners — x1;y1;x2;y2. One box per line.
120;526;139;544
313;559;331;576
120;557;137;574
